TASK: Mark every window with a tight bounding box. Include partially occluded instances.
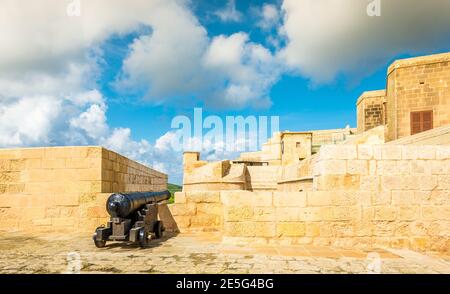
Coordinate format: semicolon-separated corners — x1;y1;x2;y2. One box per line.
296;142;301;148
410;110;433;135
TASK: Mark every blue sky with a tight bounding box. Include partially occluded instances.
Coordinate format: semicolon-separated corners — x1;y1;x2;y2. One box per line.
1;0;450;184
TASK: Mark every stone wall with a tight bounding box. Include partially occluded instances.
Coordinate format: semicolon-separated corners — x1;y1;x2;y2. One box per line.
0;146;167;232
386;52;450;141
171;144;450;252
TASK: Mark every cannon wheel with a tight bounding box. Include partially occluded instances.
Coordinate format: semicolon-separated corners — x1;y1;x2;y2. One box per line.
154;221;164;239
139;228;149;248
94;239;106;248
93;227;106;248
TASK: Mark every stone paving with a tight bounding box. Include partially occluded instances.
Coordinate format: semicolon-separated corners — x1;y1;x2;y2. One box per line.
0;231;448;274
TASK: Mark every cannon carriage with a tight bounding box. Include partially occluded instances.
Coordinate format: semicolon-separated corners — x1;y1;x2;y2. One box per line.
93;190;170;248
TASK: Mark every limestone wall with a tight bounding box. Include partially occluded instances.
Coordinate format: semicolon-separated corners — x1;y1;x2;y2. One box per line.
0;146;167;232
171;145;450;252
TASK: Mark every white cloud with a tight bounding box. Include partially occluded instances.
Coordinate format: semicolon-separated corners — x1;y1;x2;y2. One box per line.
121;27;281;108
256;4;280;31
70;104;109;140
0;96;61;147
279;0;450;83
214;0;242;23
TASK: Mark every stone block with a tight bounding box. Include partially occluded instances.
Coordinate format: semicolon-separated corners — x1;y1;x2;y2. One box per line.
254;222;276;237
252;191;273;206
318;145;339;160
315;175;361;191
186;191;220;203
298;207;325;222
331;191;359;206
25;159;42;169
32;219;52;226
396;160;411;174
437;175;450;189
330;222;354;237
190;214;221;227
392;191;415;206
276;222;305;237
332;206;360;221
421;206;450;221
304;222;321;237
224;222;255;237
318;160;346;174
360;175;379;191
410;160;429;174
221;191;254;206
55;194;79;206
373;145;382;160
347;160;368;175
170;203;196;216
357;145;373;160
273;192;306;207
86;206;108;218
376;160;397;175
397;206;420;220
374;206;397;221
382;146;402;160
411;237;429;251
19;148;45;159
429;160;447;175
307;191;331;206
276;207;299;222
368;160;377;175
253;207;275;222
417;146;435;159
402;146;418;160
224;206;253;222
196;203;223;216
436;146;450;159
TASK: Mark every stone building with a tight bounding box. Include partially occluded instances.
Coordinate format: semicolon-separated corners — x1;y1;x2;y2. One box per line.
171;52;450;253
357;52;450;141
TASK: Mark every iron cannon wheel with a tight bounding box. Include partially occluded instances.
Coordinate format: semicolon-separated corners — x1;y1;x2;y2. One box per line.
93;229;106;248
154;221;164;239
138;228;149;248
94;239;106;248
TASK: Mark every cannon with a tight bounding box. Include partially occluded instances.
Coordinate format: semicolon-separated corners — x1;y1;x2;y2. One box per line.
92;190;170;248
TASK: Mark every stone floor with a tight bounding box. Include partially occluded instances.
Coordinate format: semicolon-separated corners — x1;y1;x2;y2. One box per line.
0;231;448;274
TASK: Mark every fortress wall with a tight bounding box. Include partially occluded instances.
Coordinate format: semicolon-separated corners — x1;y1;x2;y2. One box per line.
171;145;450;252
0;146;167;232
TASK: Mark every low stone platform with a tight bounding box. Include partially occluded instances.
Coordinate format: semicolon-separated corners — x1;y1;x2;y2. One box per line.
0;232;448;274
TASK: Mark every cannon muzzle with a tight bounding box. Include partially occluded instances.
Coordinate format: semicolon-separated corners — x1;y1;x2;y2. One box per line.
106;190;170;218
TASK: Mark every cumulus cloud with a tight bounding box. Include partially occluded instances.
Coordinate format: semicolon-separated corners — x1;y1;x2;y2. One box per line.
121;30;281;109
214;0;242;23
256;3;280;31
0;96;61;147
279;0;450;83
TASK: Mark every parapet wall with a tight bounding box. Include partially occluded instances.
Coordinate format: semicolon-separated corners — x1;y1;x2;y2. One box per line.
171;144;450;252
0;146;167;232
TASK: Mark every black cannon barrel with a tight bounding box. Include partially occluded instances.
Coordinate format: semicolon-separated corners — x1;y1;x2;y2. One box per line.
106;190;170;218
